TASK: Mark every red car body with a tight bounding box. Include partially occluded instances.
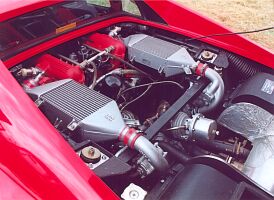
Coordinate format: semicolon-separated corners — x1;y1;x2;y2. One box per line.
0;1;273;199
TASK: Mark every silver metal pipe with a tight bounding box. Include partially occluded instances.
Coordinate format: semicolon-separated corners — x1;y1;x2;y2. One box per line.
134;135;169;172
80;46;114;69
115;146;128;157
95;68;141;86
203;68;220;96
57;54;80;66
119;127;168;173
199;68;224;113
88;61;97;90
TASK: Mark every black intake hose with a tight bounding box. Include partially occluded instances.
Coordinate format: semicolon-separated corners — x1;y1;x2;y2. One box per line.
158;142;190;164
224;51;264;78
193;140;250;159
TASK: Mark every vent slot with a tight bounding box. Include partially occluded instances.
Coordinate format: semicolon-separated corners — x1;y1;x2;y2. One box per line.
40;80;112;122
132;36;181;59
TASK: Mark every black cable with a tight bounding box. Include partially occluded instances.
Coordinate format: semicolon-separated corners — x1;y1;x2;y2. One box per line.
107;51;155;80
116;80;184;101
186;26;274;41
193;140;250;159
158;142;190;164
120;85;152;111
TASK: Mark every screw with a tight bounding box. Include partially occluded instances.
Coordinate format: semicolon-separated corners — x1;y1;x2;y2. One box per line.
88;147;95;156
88;163;93;169
129;190;139;199
102;155;107;160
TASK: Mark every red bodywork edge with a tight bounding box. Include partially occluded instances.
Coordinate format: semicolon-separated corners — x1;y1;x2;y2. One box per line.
3;15;274;69
0;0;63;22
0;0;273;67
0;61;119;199
145;0;273;68
0;0;273;199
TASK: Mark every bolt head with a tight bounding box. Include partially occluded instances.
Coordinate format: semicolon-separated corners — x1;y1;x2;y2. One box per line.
88;147;95;156
129;190;139;199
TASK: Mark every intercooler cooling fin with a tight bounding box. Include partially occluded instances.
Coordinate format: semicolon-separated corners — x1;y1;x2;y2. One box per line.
27;79;126;142
124;34;196;77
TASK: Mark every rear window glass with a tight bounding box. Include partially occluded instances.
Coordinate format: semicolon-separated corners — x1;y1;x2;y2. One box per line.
0;0;137;58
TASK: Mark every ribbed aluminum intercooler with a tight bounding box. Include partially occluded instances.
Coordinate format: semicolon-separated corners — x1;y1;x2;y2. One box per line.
130;35;181;59
41;80;112;122
124;34;196;77
27;79;126;142
26;79;169;172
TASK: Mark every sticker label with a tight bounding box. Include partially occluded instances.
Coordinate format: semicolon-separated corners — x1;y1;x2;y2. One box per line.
261;79;274;94
56;22;76;34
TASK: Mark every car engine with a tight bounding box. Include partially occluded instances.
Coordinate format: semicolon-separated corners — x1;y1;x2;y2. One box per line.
10;24;274;199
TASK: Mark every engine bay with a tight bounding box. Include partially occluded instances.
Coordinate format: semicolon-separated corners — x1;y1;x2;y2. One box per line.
10;23;274;199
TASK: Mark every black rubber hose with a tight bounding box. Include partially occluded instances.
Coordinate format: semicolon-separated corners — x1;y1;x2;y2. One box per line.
194;140;250;159
224;51;263;78
158;142;190;164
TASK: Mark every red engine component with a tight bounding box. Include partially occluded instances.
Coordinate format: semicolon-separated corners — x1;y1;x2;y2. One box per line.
36;54;85;84
85;33;126;69
23;76;54;88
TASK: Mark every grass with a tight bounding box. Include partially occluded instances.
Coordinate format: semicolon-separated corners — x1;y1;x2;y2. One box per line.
88;0;273;51
176;0;274;51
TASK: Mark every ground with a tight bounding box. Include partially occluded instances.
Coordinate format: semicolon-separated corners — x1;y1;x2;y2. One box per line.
176;0;274;51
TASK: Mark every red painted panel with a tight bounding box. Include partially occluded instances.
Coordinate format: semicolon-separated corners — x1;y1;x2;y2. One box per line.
36;54;85;84
85;33;126;69
0;0;273;68
144;0;274;68
0;168;34;200
0;61;119;199
3;15;273;70
0;0;63;22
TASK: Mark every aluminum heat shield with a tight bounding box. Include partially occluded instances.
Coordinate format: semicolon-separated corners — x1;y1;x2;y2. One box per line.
218;102;274;195
218;102;274;141
27;79;126;142
124;34;196;77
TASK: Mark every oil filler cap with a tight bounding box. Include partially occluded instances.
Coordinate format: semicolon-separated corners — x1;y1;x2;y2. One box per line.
121;183;147;200
80;146;101;164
